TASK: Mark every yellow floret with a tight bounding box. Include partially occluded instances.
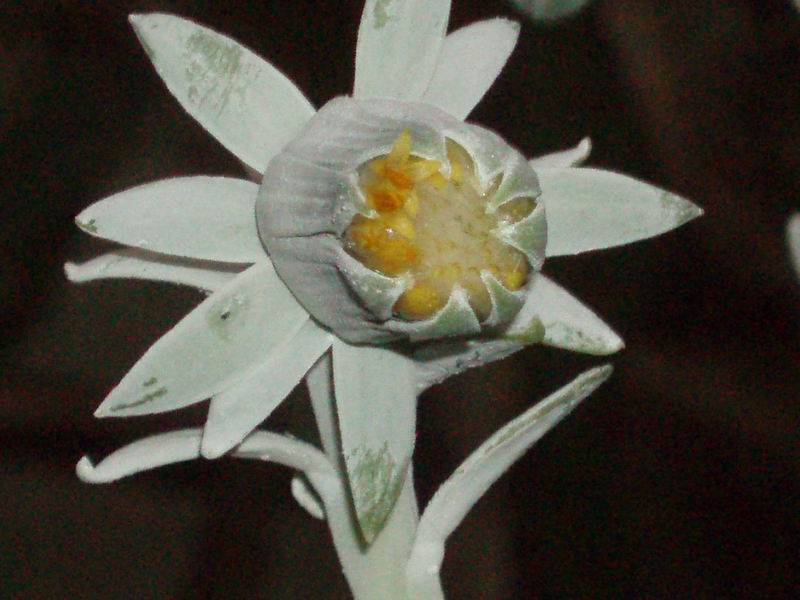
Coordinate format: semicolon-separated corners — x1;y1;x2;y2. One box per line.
395;284;445;320
347;131;535;322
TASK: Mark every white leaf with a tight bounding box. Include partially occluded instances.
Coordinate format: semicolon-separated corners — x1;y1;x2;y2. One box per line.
539;167;703;257
94;262;308;417
354;0;451;101
130;13;315;173
65;248;241;292
407;365;613;592
77;428;332;484
510;0;593;21
523;274;623;355
291;475;325;520
788;213;800;280
76;177;263;263
201;320;332;458
529;137;591;169
422;18;520;120
332;339;417;543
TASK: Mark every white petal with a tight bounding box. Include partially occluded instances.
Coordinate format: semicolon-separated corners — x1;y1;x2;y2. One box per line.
788;214;800;280
539;167;703;257
76;177;263;263
291;475;326;520
410;272;620;391
422;19;520;120
77;429;203;483
510;0;593;21
234;431;333;475
407;365;612;592
306;354;340;462
413;337;528;393
129;13;315;173
65;248;240;292
77;428;332;484
354;0;451;101
529;137;591;169
521;274;624;355
332;339;417;543
94;261;308;417
201;320;332;458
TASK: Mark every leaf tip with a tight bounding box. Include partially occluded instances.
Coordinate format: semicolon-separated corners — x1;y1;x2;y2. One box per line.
199;434;230;460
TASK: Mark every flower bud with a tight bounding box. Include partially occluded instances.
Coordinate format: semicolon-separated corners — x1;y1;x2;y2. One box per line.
256;97;546;344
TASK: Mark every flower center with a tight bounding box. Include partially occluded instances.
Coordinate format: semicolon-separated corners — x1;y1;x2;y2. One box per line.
345;131;534;321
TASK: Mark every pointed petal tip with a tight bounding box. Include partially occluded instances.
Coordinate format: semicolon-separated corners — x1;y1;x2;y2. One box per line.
199;436;229;460
93;405;111;418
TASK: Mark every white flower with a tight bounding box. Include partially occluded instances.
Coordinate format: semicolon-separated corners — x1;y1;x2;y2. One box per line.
68;0;702;544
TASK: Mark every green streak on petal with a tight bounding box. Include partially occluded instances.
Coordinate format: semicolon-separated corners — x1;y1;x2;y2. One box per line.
76;217;98;234
143;377;159;387
373;0;396;28
349;443;402;543
505;316;545;345
184;30;248;118
110;386;168;413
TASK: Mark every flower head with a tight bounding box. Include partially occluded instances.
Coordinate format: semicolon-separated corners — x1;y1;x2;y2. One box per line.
258;97;544;343
68;0;702;544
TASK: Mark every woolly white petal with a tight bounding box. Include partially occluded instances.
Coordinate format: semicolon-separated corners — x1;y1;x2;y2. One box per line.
65;249;241;292
525;274;624;355
201;320;332;458
94;262;308;417
291;475;326;520
529;137;592;169
422;19;520;120
411;273;620;391
788;214;800;280
539;167;703;257
77;428;332;484
354;0;450;101
332;338;417;543
76;177;263;263
129;13;315;173
406;365;612;593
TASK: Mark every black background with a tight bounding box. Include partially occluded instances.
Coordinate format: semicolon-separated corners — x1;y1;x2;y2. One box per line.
1;0;798;598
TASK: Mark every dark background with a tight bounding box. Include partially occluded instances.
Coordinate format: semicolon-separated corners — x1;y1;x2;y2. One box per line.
1;0;798;598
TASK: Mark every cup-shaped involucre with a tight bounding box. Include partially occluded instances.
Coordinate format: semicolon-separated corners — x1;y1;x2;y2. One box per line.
257;97;546;344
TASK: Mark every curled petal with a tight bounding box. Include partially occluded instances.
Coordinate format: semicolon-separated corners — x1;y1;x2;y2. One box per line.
76;177;263;263
529;137;592;169
539;167;703;257
130;13;315;173
65;248;241;292
407;365;613;594
77;429;332;484
291;475;326;520
355;0;451;101
423;18;520;120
